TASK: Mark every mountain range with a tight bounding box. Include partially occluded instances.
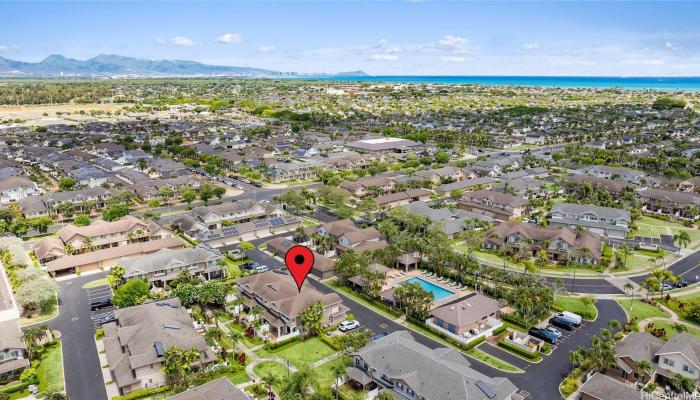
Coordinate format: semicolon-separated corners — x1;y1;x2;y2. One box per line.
0;54;368;78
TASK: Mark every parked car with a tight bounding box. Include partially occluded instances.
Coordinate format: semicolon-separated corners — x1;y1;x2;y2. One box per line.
239;261;259;271
675;280;689;288
661;283;674;292
252;264;269;273
544;326;563;338
339;320;360;332
556;311;582;326
372;332;389;341
98;314;116;326
549;316;575;331
90;298;112;311
528;328;558;344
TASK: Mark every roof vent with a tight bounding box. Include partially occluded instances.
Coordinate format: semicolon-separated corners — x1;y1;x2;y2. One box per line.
154;341;164;357
163;323;181;330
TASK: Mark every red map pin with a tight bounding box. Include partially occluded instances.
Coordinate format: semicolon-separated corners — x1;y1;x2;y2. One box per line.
284;245;315;292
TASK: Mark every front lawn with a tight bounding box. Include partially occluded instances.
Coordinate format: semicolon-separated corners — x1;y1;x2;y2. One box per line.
465;348;523;373
222;257;251;279
255;337;335;369
617;299;669;322
553;296;597;320
635;216;700;243
225;369;250;385
253;361;289;383
646;319;700;340
312;357;347;389
227;322;263;348
37;341;64;395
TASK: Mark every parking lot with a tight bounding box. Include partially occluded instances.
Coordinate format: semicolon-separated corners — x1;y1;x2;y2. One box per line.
85;284;115;329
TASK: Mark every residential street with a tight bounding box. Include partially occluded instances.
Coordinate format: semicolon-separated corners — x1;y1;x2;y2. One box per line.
49;272;110;400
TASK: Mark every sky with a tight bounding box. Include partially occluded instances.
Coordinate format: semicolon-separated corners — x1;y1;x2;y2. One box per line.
2;1;700;76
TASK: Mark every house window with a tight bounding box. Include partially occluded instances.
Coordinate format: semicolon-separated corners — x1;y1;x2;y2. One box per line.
683;365;696;374
664;358;676;367
154;270;166;276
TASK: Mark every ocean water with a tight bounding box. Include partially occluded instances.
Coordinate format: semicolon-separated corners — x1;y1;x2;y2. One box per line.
299;75;700;92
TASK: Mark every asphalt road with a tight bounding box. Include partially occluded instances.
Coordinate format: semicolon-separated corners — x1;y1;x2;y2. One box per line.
49;272;110;400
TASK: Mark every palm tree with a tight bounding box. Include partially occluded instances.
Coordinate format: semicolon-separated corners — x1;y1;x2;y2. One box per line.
673;231;691;254
637;360;652;383
568;349;583;373
608;319;621;333
331;362;347;400
618;244;631;268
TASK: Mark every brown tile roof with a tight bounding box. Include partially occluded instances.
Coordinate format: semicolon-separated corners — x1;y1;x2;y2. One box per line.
430;294;501;328
236;270;343;318
46;236;185;272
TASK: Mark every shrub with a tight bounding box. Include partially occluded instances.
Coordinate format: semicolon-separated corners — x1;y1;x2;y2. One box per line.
541;342;551;354
0;382;30;395
501;313;529;329
498;340;540;360
493;325;507;336
19;367;37;384
112;386;171;400
264;335;302;351
320;334;341;351
560;377;579;398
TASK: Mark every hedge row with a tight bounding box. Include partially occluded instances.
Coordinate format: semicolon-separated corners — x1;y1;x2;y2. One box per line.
497;339;540;360
0;381;29;394
320;334;341;351
112;385;171;400
501;313;529;330
264;334;302;351
492;325;507;336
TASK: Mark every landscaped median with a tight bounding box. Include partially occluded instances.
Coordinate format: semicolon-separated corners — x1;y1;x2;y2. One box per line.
553;295;598;320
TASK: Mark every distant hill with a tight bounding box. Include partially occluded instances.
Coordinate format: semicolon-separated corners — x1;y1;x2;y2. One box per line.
0;54;367;78
333;71;369;77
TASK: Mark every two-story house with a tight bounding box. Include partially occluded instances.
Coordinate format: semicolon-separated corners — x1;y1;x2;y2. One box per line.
457;190;528;221
103;299;216;395
162;200;280;238
235;270;348;342
608;332;700;391
339;176;395;198
582;166;647;186
0;176;40;204
637;188;700;221
119;245;225;287
483;221;602;265
347;331;522;400
549;203;631;238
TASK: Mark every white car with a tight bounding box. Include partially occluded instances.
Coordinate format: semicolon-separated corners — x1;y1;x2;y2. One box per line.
339;320;360;332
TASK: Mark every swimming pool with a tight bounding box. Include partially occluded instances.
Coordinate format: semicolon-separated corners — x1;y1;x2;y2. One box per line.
404;277;455;301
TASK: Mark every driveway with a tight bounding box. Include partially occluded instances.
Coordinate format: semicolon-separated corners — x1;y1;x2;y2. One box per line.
49;272;110;400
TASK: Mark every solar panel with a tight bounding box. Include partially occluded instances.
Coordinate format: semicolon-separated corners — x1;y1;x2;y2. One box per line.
281;239;293;247
476;381;497;399
154;341;164;357
270;217;285;227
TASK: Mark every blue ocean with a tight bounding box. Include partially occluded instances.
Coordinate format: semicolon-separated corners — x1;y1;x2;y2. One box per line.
299;76;700;92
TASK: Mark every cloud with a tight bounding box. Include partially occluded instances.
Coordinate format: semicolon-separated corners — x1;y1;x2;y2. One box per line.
154;38;166;46
0;44;18;52
172;36;200;47
437;35;478;54
217;33;243;44
640;59;666;65
665;41;679;50
257;45;276;53
523;42;541;50
369;54;399;61
441;56;465;63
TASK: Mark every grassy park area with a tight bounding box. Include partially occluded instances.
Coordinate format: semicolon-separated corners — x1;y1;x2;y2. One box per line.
255;337;336;369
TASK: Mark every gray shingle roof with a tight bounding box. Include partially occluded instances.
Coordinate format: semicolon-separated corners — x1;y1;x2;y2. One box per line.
352;331;518;400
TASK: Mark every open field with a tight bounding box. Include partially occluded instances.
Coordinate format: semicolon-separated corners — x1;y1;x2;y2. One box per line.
255;337;336;369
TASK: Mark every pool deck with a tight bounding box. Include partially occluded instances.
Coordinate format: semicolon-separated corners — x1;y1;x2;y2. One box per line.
384;268;473;308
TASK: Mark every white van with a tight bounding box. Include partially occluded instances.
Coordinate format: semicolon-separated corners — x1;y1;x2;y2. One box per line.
557;311;582;326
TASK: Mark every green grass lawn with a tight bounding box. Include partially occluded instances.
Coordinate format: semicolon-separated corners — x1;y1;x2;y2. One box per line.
646;319;700;340
83;278;109;288
617;299;669;322
222;257;251;279
553;296;597;320
635;216;700;242
225;370;250;385
255;337;336;369
312;356;347;389
37;341;64;395
253;361;289;383
227;322;263;348
465;348;524;373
